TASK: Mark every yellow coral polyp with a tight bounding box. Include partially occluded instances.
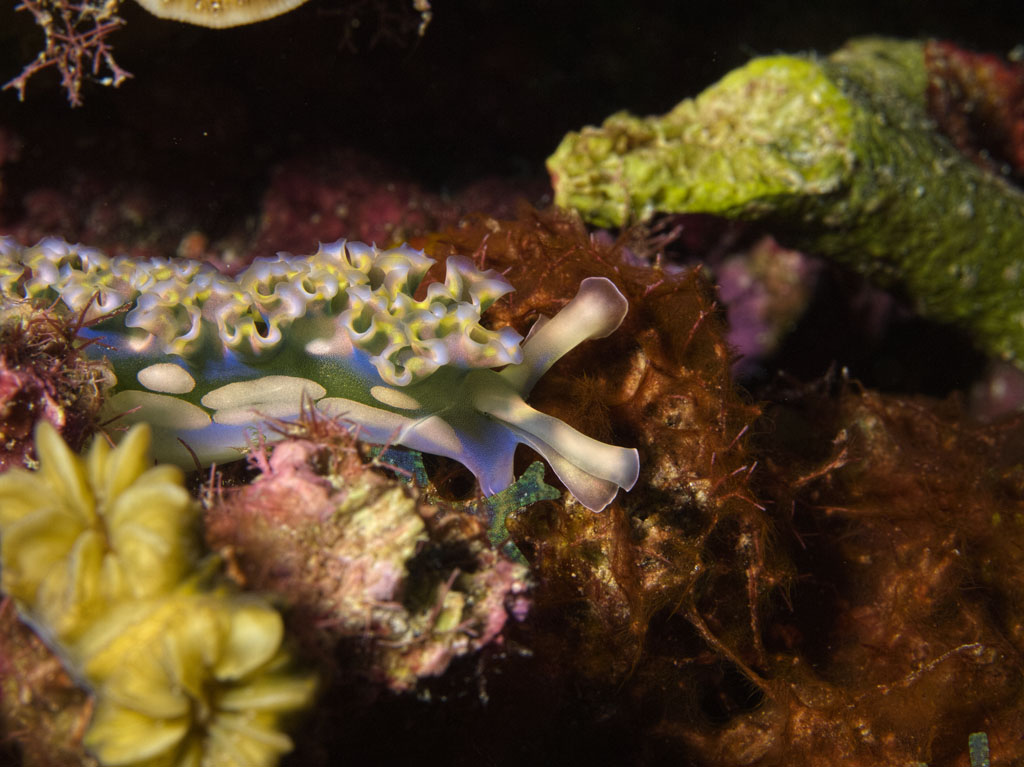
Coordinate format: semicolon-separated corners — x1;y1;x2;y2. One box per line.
0;423;315;766
0;422;197;642
80;587;316;767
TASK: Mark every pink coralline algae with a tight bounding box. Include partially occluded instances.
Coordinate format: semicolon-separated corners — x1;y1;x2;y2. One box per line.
204;428;531;692
715;235;821;378
926;39;1024;179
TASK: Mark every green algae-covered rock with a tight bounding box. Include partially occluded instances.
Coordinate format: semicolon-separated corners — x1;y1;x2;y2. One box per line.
548;38;1024;367
549;55;857;226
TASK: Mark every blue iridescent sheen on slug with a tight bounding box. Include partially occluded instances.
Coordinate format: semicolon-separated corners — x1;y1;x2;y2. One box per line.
0;236;639;511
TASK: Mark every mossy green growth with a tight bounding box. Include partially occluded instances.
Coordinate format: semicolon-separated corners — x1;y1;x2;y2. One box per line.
549;37;1024;367
549;55;856;227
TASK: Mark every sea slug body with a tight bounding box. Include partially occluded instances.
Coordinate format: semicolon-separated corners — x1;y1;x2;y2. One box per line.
0;237;639;511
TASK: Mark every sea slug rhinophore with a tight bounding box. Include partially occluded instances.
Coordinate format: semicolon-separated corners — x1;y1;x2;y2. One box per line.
0;237;640;511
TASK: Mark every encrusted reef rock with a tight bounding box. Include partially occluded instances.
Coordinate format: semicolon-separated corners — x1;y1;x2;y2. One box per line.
204;425;531;693
549;37;1024;370
925;39;1024;181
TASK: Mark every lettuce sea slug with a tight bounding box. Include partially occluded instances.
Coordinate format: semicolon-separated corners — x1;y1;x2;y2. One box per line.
0;237;639;511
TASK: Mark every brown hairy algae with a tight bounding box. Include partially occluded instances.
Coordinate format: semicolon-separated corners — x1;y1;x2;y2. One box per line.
428;208;1024;767
430;207;782;697
684;383;1024;767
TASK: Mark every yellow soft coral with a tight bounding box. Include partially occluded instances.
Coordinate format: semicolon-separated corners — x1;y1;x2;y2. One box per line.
0;422;198;643
0;422;315;766
78;585;316;767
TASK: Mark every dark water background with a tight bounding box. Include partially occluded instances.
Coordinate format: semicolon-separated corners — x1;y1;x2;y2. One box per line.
3;0;1023;196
